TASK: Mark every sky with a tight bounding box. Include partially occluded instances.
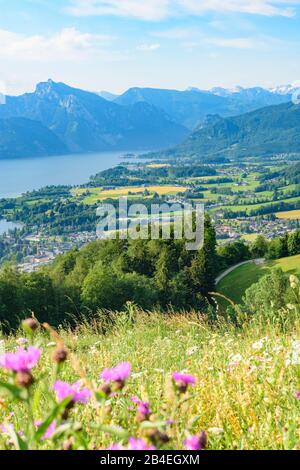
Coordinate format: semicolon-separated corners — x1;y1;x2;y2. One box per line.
0;0;300;96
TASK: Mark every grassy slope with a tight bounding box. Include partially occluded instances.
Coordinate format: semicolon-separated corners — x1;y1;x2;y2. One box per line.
218;254;300;304
1;313;300;450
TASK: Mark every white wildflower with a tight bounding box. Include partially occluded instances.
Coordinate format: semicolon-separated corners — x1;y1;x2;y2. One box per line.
228;353;243;363
16;337;28;346
187;346;198;356
252;340;264;350
208;427;224;435
131;372;144;379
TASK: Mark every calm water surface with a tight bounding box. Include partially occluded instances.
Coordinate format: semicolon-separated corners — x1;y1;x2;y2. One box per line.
0;219;23;235
0;151;144;199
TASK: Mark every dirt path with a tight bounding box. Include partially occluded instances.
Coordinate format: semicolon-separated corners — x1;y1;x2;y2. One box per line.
215;259;265;286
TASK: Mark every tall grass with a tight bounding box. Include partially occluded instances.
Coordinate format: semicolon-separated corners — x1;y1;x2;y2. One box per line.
0;286;300;450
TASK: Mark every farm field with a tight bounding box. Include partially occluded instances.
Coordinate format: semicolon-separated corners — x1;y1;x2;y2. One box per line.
0;311;300;450
276;209;300;220
73;185;187;204
217;254;300;304
241;233;261;242
218;196;300;215
146;163;171;169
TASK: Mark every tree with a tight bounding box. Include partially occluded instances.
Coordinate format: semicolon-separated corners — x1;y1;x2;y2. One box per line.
188;215;217;302
218;240;250;269
288;230;300;256
154;245;177;305
250;235;268;258
242;269;288;315
81;263;128;311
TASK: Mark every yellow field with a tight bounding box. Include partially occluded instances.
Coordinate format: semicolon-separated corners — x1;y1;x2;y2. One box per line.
146;163;171;169
73;185;187;204
276;209;300;220
241;233;261;242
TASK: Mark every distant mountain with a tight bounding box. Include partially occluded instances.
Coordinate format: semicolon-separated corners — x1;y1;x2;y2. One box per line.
0;80;188;156
115;86;291;129
270;84;300;95
210;86;290;108
115;87;229;129
160;102;300;160
97;91;119;101
0;117;67;159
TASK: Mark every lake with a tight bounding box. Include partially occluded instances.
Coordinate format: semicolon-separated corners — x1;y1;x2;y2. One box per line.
0;219;23;235
0;150;145;199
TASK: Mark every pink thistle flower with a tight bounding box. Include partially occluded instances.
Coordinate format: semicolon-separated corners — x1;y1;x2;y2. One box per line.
131;396;152;420
108;444;124;450
128;438;156;451
101;362;131;389
184;432;207;451
293;390;300;399
53;380;91;404
0;347;41;373
35;420;57;440
42;421;57;440
173;372;196;393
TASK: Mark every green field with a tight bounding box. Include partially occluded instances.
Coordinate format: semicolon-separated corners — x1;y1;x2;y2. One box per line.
218;254;300;304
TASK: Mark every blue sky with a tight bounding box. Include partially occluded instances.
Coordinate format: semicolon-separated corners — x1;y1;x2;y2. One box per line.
0;0;300;95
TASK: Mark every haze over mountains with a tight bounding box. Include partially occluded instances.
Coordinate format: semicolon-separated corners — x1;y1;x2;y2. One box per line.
160;101;300;161
0;79;299;160
114;86;291;129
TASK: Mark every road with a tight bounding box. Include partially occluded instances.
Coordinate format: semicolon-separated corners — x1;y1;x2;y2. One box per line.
215;258;265;286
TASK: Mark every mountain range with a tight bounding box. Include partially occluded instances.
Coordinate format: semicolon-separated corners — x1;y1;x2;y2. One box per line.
114;86;291;129
0;80;188;158
0;117;67;159
160;101;300;160
0;79;298;159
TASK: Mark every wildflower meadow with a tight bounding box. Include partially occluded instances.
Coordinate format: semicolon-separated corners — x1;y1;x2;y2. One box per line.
0;276;300;451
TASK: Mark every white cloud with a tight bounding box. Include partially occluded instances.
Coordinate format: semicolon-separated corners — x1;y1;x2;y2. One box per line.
0;27;115;61
177;0;298;17
66;0;300;19
182;33;281;50
136;43;161;52
206;37;263;49
66;0;170;20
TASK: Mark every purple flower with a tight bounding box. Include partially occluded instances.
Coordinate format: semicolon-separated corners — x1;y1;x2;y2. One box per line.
108;443;124;450
35;420;57;440
128;438;156;451
293;390;300;399
53;380;91;404
0;423;15;435
101;362;131;387
184;432;207;451
43;421;57;440
0;347;41;373
131;396;151;419
173;372;196;392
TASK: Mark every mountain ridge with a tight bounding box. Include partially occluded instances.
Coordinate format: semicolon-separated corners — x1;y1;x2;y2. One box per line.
158;101;300;160
0;80;189;157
